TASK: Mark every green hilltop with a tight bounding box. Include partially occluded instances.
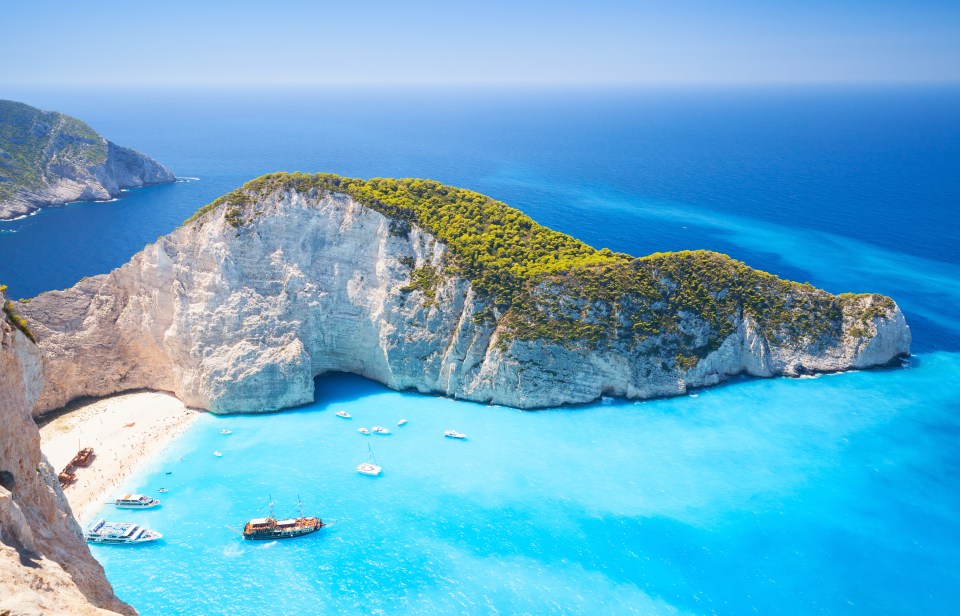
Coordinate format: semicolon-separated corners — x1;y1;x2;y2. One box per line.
187;172;895;364
0;100;107;203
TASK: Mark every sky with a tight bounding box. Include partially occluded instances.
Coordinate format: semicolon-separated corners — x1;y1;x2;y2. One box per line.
2;0;958;87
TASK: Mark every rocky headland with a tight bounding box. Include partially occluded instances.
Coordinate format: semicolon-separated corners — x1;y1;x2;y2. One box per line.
0;100;175;220
17;173;911;416
0;287;132;615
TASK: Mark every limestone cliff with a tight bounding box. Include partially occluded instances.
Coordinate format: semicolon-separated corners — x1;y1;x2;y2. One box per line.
0;289;133;615
0;100;175;220
20;173;910;415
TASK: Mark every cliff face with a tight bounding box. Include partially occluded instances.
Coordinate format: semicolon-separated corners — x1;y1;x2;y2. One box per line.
19;174;911;415
0;290;133;615
0;99;175;220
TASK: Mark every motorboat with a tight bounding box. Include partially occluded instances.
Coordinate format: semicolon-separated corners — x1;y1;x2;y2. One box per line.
158;488;169;493
220;429;232;434
397;419;408;426
85;519;162;544
371;426;391;435
113;494;161;509
444;430;467;440
213;451;223;457
336;410;351;419
358;427;370;435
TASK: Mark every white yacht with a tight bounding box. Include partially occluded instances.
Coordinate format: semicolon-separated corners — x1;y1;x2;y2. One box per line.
358;427;370;435
444;430;467;440
371;426;391;435
336;410;352;419
213;450;223;457
397;418;408;426
85;519;162;544
113;494;161;509
357;444;382;476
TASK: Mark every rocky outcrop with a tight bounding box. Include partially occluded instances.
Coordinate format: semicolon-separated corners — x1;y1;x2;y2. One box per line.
0;99;175;220
0;289;133;615
18;175;911;415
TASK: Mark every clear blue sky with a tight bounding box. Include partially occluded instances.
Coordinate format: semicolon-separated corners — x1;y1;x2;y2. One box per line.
3;0;958;87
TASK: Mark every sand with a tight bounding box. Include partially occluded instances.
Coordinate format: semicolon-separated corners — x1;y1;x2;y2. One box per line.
39;391;204;525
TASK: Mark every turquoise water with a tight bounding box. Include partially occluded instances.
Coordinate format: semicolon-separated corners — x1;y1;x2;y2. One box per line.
91;356;960;615
2;87;958;613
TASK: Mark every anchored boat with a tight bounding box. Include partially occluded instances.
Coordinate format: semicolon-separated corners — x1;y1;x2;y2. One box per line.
444;430;467;439
85;519;162;544
112;494;161;509
336;410;351;419
357;444;382;476
242;496;324;540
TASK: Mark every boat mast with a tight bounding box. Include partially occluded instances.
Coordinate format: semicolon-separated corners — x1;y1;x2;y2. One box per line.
298;493;303;519
268;494;274;519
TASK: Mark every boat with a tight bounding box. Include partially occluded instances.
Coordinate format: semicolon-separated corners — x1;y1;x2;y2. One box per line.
58;469;77;488
213;451;223;457
336;410;351;419
444;430;467;439
220;429;232;434
357;444;382;476
358;427;370;435
371;426;391;435
113;494;161;509
241;496;324;540
397;418;408;426
85;519;162;544
158;488;169;493
70;447;95;467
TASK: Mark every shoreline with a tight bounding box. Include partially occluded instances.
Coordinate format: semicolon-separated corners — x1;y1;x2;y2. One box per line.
39;391;204;525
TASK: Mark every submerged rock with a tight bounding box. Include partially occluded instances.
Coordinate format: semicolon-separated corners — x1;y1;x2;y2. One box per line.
0;99;176;220
20;173;910;414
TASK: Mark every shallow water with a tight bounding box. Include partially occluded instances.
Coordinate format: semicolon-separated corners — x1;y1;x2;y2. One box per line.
3;86;958;613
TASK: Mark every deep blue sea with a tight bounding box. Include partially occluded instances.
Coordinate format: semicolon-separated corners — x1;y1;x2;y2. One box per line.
2;86;959;614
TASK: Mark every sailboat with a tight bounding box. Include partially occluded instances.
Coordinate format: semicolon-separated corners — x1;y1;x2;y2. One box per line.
357;444;382;476
241;494;324;540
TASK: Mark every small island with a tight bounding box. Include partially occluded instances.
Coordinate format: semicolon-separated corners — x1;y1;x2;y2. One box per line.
0;99;176;220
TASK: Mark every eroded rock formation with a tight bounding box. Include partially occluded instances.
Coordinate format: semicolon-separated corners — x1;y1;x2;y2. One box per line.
0;289;133;615
19;175;911;415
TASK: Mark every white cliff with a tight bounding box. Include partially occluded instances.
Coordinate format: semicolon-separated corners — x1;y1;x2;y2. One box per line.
18;175;911;416
0;289;133;615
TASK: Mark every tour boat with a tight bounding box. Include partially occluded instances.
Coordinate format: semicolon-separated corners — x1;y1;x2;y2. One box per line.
358;427;370;435
85;519;162;544
371;426;391;435
444;430;467;439
220;429;232;434
213;450;223;457
397;418;408;426
357;444;382;476
336;410;351;419
113;494;161;509
241;496;324;540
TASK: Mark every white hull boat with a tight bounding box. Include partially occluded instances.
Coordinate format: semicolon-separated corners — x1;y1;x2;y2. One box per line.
85;519;162;544
444;430;467;440
113;494;160;509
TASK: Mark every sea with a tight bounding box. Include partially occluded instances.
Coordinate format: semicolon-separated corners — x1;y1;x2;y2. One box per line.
1;86;958;615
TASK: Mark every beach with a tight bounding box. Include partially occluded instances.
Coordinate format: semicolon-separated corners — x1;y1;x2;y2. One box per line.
39;391;203;524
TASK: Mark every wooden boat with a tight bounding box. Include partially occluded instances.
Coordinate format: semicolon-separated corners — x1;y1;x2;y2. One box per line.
242;496;324;540
70;447;95;467
58;469;77;488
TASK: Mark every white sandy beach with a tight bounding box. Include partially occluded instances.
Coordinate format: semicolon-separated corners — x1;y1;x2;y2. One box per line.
39;391;203;525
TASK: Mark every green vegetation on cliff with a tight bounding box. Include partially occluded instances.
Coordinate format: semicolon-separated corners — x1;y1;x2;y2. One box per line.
186;172;897;365
1;284;36;343
0;100;107;202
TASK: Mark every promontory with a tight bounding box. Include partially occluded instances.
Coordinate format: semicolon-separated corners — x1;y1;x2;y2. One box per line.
0;99;175;219
17;172;910;415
